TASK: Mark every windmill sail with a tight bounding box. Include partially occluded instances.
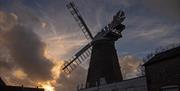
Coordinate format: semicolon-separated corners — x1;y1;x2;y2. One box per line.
63;0;126;74
62;10;126;74
62;43;92;74
66;2;93;40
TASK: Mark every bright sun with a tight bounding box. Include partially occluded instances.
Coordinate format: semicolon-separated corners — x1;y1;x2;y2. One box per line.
42;84;54;91
38;81;55;91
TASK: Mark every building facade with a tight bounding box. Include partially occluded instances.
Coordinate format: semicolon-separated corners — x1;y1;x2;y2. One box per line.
144;46;180;91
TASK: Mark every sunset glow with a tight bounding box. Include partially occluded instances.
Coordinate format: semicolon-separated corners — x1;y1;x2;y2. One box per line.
13;69;27;80
37;81;55;91
0;0;179;91
40;47;64;91
44;46;64;79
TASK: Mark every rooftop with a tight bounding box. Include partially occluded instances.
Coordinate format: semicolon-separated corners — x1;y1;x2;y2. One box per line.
144;46;180;66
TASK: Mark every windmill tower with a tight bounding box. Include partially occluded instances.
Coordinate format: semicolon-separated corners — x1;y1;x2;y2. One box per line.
62;1;126;89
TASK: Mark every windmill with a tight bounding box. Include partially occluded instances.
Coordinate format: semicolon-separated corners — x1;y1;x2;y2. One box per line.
62;1;126;88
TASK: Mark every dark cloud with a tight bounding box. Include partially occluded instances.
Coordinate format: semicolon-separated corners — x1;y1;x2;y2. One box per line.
2;25;54;81
0;11;54;82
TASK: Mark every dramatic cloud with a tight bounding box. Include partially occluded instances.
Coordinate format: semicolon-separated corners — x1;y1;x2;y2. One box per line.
0;4;87;91
0;11;54;81
3;25;54;81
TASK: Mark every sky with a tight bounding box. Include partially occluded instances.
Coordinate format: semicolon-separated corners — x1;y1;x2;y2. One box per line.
0;0;180;91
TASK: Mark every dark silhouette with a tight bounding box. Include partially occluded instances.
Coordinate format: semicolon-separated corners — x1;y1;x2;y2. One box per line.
0;78;44;91
144;46;180;91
